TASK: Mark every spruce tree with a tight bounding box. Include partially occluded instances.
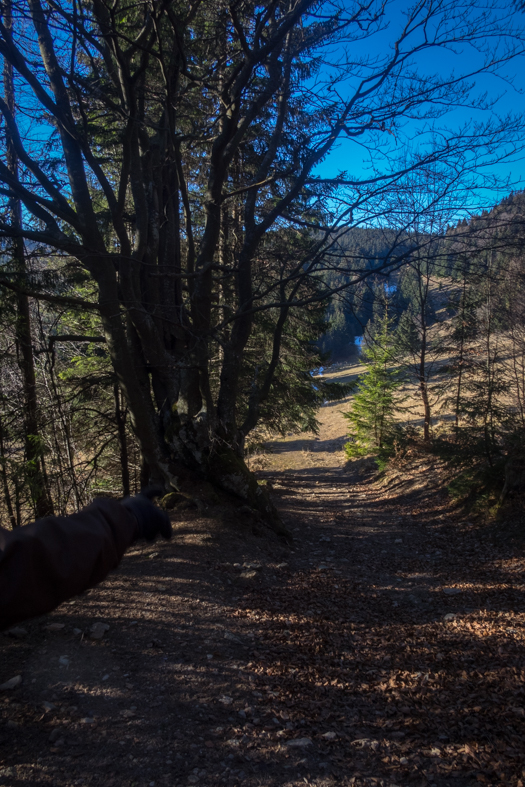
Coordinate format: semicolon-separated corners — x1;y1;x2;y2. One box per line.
343;311;404;458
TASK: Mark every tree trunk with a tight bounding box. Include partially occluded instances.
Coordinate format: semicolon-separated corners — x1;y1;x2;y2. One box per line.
420;377;431;444
417;263;432;444
46;354;82;509
114;383;130;498
205;443;287;536
4;0;53;519
0;410;17;529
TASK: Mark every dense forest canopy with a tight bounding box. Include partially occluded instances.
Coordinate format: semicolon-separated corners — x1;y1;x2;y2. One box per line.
0;0;523;526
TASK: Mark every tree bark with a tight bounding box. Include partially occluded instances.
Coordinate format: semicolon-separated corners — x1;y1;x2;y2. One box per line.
454;275;468;440
4;0;53;518
0;410;17;529
114;383;130;498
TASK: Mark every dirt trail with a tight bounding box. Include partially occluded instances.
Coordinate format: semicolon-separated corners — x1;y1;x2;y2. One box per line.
2;396;525;787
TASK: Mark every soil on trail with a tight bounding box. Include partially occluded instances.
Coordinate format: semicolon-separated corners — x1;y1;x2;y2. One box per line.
2;390;525;787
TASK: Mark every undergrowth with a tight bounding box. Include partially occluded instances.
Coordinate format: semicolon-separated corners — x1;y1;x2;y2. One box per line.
348;427;522;524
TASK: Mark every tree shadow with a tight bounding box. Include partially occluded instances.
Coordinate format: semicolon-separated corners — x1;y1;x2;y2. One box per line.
2;467;525;786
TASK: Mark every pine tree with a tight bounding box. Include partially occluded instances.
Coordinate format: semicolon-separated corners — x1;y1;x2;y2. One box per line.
343;311;405;458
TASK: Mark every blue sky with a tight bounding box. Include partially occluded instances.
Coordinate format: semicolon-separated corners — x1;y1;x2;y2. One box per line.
313;1;525;214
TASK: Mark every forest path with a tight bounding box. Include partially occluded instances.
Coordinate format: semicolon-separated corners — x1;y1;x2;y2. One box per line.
252;456;525;787
2;397;525;787
249;389;525;787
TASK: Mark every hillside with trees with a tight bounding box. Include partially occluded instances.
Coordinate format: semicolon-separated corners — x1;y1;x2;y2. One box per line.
335;189;525;517
0;0;522;528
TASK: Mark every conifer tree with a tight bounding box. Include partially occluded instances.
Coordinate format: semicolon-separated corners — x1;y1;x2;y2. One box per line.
456;253;509;467
440;254;483;440
343;310;404;458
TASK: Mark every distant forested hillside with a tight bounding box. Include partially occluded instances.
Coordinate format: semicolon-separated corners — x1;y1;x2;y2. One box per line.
318;227;403;361
319;190;525;362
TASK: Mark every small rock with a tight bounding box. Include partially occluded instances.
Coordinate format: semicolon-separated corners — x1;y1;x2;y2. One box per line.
317;564;328;571
7;627;28;639
45;623;65;632
219;695;233;705
0;675;22;690
162;491;190;510
102;674;110;681
121;709;135;718
286;737;312;748
80;717;95;724
321;731;337;740
90;622;110;640
154;585;168;592
49;728;63;742
42;701;56;712
394;538;403;544
58;656;70;668
443;588;461;595
73;628;82;636
443;613;456;621
239;570;257;580
223;631;243;643
276;562;288;568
